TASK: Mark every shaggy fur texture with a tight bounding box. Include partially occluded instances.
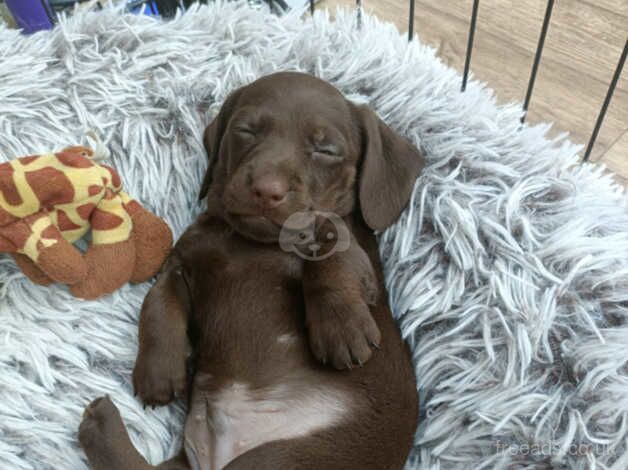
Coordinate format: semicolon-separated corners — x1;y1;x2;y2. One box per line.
1;3;627;469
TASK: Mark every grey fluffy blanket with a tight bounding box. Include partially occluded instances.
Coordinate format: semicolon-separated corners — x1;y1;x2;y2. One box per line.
1;2;627;469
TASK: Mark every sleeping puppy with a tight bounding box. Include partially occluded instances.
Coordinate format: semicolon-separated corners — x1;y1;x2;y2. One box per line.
78;72;422;470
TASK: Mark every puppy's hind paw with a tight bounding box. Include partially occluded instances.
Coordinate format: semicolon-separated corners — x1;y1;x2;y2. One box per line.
79;396;124;449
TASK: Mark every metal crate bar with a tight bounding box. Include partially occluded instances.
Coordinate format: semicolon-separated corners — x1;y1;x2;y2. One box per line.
583;38;628;162
521;0;554;123
356;0;362;29
153;0;180;17
408;0;415;42
461;0;479;92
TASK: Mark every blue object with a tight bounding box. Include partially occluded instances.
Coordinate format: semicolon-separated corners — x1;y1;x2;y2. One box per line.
128;1;160;16
5;0;55;34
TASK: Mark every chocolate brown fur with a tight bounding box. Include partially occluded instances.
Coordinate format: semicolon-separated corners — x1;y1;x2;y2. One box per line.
79;72;422;470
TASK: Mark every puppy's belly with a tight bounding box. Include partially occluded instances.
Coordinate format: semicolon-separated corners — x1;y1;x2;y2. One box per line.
184;373;351;470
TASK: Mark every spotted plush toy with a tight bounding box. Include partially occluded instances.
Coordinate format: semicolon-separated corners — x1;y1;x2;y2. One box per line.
0;146;172;299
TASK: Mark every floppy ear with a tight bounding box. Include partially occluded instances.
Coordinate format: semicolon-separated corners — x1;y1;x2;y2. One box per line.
354;105;425;231
199;89;242;201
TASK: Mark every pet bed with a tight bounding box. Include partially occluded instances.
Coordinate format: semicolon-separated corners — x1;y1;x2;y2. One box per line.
0;2;627;469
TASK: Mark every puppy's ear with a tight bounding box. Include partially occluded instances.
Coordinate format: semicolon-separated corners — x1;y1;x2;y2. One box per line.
354;104;424;231
198;119;218;201
199;89;242;201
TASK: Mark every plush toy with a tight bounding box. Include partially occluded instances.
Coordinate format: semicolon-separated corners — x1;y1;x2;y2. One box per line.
0;146;173;299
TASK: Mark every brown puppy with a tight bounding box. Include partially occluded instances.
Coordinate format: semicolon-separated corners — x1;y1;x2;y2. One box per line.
79;72;423;470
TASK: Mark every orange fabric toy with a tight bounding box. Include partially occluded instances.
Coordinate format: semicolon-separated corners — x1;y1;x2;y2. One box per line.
0;146;172;299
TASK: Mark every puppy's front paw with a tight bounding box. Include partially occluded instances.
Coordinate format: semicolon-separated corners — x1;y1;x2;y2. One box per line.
306;296;381;370
132;345;189;407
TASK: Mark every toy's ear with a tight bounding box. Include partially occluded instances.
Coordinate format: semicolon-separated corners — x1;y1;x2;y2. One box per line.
353;104;425;231
199;89;242;201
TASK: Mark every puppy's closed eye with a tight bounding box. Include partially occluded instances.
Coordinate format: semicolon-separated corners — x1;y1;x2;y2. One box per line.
312;146;343;163
235;125;257;138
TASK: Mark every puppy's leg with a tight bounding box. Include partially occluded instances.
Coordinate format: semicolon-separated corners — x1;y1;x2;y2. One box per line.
223;432;370;470
79;396;151;470
302;227;381;370
157;452;190;470
223;440;321;470
133;254;191;407
79;397;190;470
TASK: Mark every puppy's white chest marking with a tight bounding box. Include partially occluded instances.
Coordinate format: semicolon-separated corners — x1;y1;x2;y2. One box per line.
276;333;297;345
184;377;351;470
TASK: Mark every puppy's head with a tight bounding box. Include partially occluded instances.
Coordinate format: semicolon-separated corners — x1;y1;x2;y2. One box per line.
200;72;424;242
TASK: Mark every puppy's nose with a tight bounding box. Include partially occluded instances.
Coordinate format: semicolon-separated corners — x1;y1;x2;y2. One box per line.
252;175;288;209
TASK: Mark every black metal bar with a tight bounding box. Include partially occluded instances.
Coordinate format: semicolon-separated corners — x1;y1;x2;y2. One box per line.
521;0;554;123
583;38;628;162
309;0;314;15
408;0;415;42
153;0;179;17
356;0;362;29
271;0;290;10
461;0;479;92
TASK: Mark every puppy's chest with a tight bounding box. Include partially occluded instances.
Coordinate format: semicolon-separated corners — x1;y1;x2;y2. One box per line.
187;233;301;282
184;233;306;360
